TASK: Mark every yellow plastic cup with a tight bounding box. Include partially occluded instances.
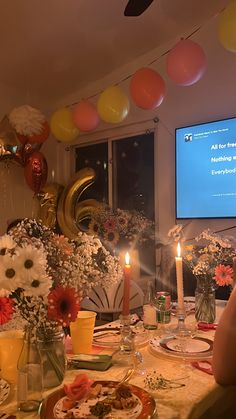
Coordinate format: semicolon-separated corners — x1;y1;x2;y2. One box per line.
0;330;24;383
70;311;97;354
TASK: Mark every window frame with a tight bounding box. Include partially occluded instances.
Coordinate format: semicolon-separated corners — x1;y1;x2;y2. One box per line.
69;120;159;277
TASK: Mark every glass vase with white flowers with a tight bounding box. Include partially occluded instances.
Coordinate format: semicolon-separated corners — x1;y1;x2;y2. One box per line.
0;218;123;389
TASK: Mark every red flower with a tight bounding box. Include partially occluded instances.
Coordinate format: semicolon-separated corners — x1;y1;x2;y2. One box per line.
0;297;14;325
48;287;80;326
214;264;233;286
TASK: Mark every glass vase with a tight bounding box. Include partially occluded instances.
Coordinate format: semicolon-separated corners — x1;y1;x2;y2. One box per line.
17;327;43;412
195;280;216;324
37;327;66;389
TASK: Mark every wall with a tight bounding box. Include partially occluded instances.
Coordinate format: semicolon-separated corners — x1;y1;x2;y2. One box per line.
52;17;236;244
0;85;70;234
3;15;236;243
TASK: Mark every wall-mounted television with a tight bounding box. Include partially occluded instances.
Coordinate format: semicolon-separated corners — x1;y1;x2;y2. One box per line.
176;116;236;219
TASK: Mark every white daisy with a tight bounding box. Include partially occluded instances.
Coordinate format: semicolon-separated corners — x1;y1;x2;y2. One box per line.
0;234;16;255
0;254;21;291
17;244;47;280
22;273;52;297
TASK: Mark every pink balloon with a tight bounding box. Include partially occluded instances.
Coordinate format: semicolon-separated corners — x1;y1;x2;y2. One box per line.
166;39;207;86
130;68;166;110
72;100;100;132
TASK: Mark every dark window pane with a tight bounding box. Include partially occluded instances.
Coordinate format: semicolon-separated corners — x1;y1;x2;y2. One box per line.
112;133;155;276
75;143;108;203
113;133;154;220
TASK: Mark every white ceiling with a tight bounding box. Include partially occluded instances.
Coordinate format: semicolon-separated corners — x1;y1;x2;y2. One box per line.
0;0;230;105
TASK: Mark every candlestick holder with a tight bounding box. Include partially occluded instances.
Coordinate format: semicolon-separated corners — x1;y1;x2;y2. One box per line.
171;308;194;338
113;314;148;377
112;314;146;375
112;315;135;366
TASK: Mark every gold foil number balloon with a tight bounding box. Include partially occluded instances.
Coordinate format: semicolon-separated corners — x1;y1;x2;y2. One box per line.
37;183;64;229
57;167;99;239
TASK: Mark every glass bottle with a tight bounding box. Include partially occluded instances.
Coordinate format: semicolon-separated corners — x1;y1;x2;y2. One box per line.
17;327;43;412
143;279;157;330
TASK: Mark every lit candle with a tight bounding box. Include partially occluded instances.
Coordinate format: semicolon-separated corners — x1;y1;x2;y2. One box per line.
122;252;131;317
175;242;185;313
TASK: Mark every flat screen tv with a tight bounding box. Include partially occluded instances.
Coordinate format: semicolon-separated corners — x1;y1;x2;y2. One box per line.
175;116;236;219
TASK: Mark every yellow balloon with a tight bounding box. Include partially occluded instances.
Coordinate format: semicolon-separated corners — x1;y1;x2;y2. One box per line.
50;108;79;143
97;86;130;124
218;1;236;52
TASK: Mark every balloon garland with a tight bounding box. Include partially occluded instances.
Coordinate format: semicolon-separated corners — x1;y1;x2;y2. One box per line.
0;105;50;193
48;2;236;143
1;2;236;195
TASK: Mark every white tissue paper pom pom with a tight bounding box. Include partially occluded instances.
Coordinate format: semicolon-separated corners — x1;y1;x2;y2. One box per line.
9;105;46;136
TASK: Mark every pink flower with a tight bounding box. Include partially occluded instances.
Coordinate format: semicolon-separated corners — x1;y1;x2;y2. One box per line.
214;264;233;286
103;217;117;232
0;297;14;325
64;374;94;401
47;286;80;326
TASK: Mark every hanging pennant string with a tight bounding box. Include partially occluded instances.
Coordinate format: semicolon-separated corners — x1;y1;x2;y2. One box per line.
67;6;225;109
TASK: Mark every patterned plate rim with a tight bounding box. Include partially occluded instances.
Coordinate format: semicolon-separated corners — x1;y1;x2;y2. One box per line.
149;336;213;359
39;380;157;419
0;378;10;405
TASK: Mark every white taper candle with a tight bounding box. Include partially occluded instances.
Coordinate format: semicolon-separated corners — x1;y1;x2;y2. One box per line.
175;242;185;313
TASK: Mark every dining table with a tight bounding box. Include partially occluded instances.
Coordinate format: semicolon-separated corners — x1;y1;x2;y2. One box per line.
0;299;233;419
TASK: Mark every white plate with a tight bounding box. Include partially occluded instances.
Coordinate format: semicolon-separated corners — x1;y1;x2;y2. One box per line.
53;385;142;419
0;378;10;405
149;335;213;360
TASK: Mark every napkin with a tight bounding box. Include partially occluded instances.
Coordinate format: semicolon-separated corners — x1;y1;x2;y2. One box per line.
197;322;218;331
67;354;112;371
191;360;213;375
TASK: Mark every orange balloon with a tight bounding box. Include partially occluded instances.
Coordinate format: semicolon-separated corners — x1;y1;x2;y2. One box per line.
130;67;166;110
72;100;100;132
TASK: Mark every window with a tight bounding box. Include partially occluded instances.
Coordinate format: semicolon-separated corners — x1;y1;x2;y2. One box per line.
75;131;155;276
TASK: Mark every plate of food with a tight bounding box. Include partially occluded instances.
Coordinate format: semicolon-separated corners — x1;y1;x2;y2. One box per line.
39;375;156;419
0;378;10;405
93;326;149;348
149;335;213;360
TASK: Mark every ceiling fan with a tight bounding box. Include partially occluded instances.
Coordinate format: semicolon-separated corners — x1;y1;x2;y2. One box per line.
124;0;154;16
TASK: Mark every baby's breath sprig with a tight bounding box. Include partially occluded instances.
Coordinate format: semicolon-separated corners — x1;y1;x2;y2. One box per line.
144;371;185;390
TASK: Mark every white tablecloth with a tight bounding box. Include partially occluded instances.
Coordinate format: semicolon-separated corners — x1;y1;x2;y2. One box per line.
1;300;228;419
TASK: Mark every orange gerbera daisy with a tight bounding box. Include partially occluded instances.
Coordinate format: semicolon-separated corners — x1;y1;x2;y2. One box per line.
0;297;14;325
214;264;233;286
48;287;80;326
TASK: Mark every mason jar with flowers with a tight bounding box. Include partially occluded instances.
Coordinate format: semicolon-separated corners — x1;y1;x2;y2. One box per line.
0;219;123;410
184;229;236;323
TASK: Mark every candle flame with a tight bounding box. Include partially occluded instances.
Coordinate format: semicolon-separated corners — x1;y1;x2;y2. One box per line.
125;252;130;265
177;242;181;257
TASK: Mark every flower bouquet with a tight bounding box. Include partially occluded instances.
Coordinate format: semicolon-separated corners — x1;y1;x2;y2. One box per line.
184;229;236;322
0;218;123;387
88;206;155;252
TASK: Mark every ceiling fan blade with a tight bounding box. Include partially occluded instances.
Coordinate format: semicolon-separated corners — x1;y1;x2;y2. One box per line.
124;0;154;16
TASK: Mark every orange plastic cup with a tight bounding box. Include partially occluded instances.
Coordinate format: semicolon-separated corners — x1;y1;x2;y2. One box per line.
70;311;97;354
0;330;24;383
